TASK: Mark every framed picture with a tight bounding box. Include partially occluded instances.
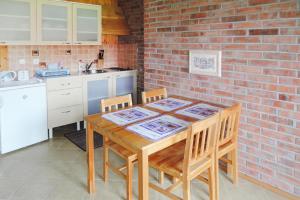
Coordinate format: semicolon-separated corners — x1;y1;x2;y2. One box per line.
189;50;222;77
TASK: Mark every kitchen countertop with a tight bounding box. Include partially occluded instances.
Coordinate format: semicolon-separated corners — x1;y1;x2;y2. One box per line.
0;69;137;90
37;68;137;80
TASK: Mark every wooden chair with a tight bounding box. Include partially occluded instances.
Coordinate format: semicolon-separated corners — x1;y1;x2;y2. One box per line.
142;87;168;184
100;94;137;200
215;103;241;200
148;113;220;200
141;88;167;104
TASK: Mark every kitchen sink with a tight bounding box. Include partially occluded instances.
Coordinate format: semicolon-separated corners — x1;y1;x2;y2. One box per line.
82;69;107;74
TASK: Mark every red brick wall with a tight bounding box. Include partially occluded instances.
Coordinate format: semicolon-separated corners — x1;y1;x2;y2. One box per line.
118;0;144;101
144;0;300;196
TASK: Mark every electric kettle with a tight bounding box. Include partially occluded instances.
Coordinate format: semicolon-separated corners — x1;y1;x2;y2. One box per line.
0;71;17;82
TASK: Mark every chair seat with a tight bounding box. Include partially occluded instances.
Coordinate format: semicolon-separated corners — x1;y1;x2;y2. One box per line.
108;141;137;161
218;141;235;158
149;141;210;178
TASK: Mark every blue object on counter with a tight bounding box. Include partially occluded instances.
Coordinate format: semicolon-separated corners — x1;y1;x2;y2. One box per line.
35;68;70;77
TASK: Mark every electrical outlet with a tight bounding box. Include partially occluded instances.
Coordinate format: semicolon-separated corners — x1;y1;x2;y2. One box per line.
19;59;26;65
33;58;39;65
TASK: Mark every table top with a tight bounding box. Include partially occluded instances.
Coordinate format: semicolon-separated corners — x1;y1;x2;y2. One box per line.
85;95;226;155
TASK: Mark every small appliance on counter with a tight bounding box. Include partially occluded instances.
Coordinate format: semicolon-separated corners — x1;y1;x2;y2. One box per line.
0;71;17;82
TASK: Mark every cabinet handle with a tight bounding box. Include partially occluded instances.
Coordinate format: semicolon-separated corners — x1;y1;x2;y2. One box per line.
61;92;71;96
61;111;71;114
67;83;71;85
0;41;6;44
65;42;70;44
60;83;65;86
76;42;82;45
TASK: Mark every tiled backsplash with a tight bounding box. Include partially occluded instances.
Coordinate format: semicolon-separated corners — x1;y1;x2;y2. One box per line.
8;44;137;76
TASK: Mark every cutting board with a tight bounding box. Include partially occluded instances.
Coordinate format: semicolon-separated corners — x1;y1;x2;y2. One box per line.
0;46;8;71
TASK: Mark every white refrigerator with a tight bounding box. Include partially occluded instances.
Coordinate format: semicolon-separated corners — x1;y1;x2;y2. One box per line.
0;81;48;154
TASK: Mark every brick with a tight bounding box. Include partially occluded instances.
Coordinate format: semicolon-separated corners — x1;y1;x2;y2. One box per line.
249;0;277;6
157;27;172;32
263;20;297;28
222;30;247;36
190;13;207;19
264;52;297;61
237;6;262;14
222;16;246;22
210;23;233;30
181;32;203;37
279;45;300;53
233;37;260;43
249;29;278;35
200;4;220;11
280;11;300;18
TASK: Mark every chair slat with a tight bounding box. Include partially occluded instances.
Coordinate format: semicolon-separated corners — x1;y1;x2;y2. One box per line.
142;88;167;104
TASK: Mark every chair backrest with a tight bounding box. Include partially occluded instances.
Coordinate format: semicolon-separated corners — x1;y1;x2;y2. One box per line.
183;113;220;174
141;88;167;104
100;94;133;113
218;103;241;147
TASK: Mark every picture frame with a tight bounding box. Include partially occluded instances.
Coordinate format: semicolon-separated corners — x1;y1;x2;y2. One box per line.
189;50;222;77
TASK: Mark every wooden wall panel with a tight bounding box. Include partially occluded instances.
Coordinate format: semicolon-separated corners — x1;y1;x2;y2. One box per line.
0;46;8;71
66;0;117;6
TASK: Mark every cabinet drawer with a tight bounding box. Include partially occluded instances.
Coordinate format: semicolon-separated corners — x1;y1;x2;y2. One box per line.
47;76;82;91
48;105;83;128
48;88;82;110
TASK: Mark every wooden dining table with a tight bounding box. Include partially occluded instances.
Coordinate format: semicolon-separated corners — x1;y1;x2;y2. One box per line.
84;95;226;200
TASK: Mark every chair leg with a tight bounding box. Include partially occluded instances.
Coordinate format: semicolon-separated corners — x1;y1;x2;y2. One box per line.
215;157;220;200
103;137;109;182
232;149;238;185
227;152;233;178
208;161;216;200
126;159;133;200
182;178;191;200
172;177;178;184
159;171;164;184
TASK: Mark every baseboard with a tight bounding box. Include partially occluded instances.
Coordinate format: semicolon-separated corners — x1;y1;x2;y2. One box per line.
240;173;298;200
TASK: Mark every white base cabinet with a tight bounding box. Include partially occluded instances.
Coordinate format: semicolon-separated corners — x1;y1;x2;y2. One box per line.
46;76;83;138
46;70;137;138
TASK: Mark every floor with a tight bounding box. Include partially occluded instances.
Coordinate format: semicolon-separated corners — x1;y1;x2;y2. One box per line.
0;125;287;200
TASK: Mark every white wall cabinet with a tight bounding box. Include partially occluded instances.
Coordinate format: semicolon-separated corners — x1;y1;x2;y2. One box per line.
0;0;102;45
0;0;36;45
73;4;101;45
37;0;72;44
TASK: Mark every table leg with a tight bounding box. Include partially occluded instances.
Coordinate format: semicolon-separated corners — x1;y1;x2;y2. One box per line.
138;150;149;200
87;122;95;193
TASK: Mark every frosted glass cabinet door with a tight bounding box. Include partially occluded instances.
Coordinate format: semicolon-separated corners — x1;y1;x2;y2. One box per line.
116;75;134;96
114;73;137;103
37;0;72;44
0;0;35;44
73;4;101;45
87;78;109;115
